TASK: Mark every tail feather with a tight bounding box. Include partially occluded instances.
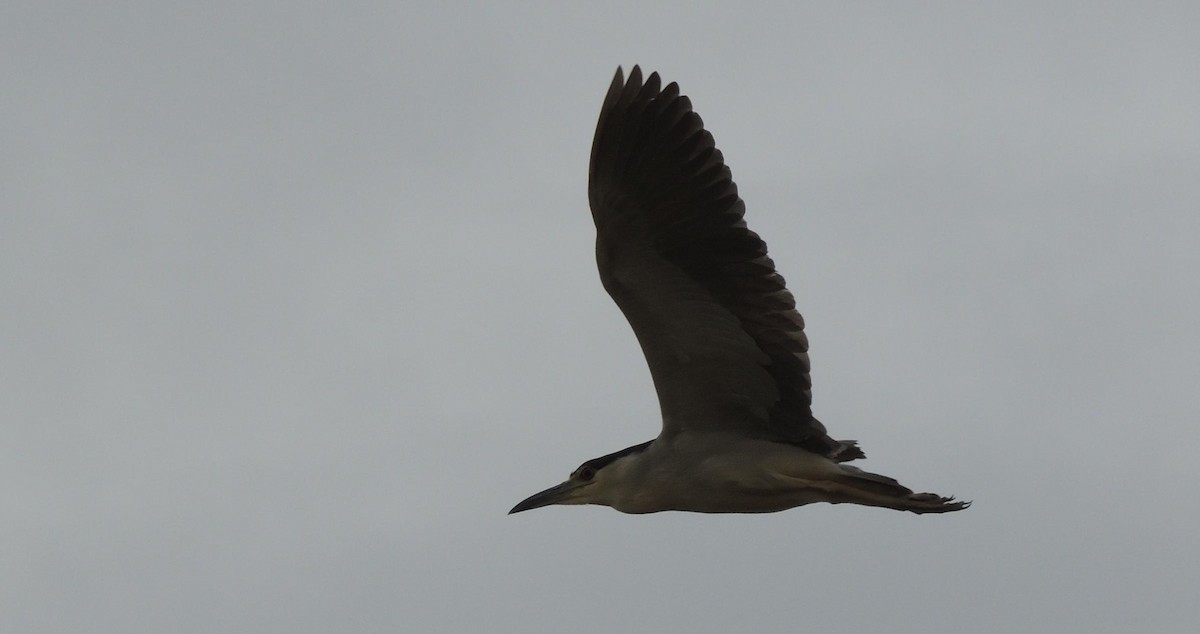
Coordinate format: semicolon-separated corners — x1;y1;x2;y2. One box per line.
830;440;865;463
839;465;912;496
836;465;971;514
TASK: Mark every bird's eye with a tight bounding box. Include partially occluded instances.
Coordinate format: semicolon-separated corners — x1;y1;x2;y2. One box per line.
577;466;596;481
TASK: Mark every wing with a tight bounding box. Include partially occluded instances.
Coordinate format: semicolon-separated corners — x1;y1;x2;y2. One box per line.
587;66;862;461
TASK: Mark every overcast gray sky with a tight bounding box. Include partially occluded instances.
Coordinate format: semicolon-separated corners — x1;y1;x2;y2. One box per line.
4;2;1199;632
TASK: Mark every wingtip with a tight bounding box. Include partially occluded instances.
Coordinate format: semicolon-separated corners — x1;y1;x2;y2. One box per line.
610;65;663;93
627;64;643;87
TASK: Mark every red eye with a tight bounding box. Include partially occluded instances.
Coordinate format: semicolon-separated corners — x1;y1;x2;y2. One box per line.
578;466;596;481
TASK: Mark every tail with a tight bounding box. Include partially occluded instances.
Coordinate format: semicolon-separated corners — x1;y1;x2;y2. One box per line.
834;465;970;514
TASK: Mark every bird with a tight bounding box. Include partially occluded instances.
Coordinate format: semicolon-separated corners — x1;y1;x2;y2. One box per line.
510;66;969;516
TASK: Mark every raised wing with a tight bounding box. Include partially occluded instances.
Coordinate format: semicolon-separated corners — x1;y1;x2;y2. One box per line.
587;66;862;461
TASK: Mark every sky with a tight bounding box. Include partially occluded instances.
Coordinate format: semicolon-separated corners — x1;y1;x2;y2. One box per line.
3;2;1199;632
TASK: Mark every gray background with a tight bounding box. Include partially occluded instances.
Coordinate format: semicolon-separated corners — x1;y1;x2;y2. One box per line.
4;2;1198;632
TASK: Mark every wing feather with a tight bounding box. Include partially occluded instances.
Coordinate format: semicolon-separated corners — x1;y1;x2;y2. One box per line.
587;66;862;461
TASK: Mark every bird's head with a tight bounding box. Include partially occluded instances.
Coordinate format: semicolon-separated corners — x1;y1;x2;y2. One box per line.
508;440;653;514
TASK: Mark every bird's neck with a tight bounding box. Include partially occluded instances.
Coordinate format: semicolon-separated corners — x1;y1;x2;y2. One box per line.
597;441;684;514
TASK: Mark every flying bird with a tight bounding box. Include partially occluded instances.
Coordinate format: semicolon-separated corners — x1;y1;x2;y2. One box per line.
510;67;969;515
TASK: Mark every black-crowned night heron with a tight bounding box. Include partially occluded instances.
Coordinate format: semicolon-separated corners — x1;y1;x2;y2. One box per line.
510;67;969;516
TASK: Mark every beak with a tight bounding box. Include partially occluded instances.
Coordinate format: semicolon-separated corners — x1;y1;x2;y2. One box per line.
509;481;579;514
